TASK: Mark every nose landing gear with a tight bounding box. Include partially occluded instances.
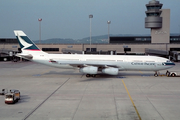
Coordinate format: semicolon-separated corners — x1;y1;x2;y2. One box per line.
154;71;159;77
154;71;170;77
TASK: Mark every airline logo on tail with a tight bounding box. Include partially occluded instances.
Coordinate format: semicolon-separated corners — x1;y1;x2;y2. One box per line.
14;30;41;51
17;34;33;50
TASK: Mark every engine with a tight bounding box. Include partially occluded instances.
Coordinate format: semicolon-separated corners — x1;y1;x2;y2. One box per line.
102;67;119;75
79;66;98;74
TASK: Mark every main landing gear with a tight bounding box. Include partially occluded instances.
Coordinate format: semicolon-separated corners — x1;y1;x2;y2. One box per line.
86;74;96;77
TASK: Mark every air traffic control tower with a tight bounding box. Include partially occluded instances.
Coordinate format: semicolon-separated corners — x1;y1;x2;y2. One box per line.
145;0;170;43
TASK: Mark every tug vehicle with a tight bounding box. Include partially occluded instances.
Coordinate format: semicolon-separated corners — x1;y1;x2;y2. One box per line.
0;89;8;95
4;89;20;104
167;71;180;77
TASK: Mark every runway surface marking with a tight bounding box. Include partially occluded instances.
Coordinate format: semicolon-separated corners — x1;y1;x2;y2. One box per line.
122;80;142;120
22;78;70;120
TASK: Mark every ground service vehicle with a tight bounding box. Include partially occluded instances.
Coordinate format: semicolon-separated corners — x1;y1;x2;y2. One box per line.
5;90;20;104
167;71;180;77
0;89;8;95
5;93;18;104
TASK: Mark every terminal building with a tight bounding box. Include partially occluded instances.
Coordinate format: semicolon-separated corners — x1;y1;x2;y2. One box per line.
0;0;180;61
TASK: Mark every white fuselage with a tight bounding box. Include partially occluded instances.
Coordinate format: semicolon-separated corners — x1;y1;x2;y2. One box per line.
29;52;174;72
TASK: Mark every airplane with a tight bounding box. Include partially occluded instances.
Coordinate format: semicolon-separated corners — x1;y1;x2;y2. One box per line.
14;30;175;77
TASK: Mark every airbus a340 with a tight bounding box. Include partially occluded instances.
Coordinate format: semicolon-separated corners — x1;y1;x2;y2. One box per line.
14;30;175;77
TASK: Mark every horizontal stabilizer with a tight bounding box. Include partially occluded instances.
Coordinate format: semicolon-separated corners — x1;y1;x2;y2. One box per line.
16;53;33;59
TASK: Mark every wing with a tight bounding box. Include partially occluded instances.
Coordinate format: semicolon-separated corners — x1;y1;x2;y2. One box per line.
49;59;121;68
49;58;125;75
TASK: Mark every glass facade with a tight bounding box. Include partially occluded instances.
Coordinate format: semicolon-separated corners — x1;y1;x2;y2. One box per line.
170;36;180;43
0;39;18;43
86;48;97;52
110;36;151;44
110;36;180;44
42;48;59;51
147;6;162;10
146;13;160;16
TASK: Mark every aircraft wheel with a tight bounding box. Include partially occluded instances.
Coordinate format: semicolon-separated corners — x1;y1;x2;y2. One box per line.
92;74;96;77
154;71;159;77
86;74;90;77
171;73;176;77
154;73;158;77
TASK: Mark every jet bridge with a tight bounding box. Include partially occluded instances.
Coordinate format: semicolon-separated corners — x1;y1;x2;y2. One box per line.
145;48;168;57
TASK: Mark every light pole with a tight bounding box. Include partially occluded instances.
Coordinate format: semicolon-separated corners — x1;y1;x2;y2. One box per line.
107;21;111;43
38;18;42;44
179;25;180;36
89;14;93;51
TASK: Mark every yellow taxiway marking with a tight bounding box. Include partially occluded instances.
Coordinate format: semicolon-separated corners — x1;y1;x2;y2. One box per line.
122;80;142;120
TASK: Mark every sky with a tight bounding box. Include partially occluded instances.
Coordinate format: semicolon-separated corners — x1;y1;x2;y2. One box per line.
0;0;180;40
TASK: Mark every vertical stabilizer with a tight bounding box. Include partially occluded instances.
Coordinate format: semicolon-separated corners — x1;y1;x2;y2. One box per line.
14;30;41;51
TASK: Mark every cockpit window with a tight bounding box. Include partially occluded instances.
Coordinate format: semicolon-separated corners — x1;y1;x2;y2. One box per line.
166;60;171;63
6;95;13;98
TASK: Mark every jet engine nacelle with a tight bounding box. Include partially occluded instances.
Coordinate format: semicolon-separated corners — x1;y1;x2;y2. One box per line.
102;67;119;75
79;66;98;74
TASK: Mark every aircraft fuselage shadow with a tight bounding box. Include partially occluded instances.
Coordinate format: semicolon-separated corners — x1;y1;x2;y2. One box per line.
43;71;80;76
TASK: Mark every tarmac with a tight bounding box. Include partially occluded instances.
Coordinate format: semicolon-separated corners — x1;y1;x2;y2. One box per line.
0;61;180;120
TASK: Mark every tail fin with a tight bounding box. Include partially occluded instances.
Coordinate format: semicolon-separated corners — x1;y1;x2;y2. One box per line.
14;30;41;51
